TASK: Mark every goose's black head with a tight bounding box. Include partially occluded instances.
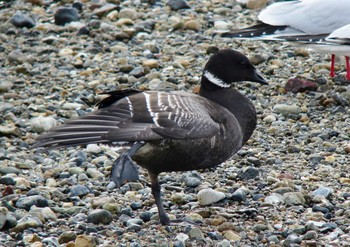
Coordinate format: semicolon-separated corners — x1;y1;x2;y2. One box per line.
201;49;268;90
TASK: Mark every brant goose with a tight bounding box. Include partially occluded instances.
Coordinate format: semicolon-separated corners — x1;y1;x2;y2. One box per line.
33;49;268;225
222;0;350;39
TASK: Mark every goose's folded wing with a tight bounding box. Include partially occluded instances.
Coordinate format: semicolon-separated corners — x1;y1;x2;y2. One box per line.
33;91;223;149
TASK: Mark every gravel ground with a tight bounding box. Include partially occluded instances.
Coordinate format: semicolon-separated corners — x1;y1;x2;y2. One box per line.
0;0;350;246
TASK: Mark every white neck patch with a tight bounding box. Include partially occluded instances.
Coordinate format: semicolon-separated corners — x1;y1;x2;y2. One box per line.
204;70;231;88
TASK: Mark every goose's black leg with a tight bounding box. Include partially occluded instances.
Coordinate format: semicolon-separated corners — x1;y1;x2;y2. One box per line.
149;172;170;225
110;143;143;187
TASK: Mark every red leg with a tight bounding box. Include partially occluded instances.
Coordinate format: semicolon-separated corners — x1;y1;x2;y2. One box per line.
330;54;335;78
346;56;350;80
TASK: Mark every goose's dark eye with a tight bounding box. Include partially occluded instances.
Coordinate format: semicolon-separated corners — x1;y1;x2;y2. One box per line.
241;61;249;68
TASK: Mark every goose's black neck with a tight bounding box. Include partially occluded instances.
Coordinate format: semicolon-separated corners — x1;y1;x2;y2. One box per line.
199;77;257;144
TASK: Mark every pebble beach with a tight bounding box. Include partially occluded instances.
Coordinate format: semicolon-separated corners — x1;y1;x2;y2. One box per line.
0;0;350;246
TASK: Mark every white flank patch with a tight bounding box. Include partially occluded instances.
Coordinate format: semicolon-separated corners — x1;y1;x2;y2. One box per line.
204;71;231;88
143;92;160;127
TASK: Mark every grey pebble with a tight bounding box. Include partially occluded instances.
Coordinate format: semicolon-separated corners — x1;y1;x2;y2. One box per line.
70;185;90;197
0;176;15;185
188;227;204;239
12;215;43;232
15;195;49;210
238;167;259;180
311;187;333;198
166;0;190;10
0;81;13;92
58;231;77;244
0;166;20;175
10;11;35;28
87;209;113;225
231;188;247;202
54;8;79;26
283;192;306;205
265;193;285;204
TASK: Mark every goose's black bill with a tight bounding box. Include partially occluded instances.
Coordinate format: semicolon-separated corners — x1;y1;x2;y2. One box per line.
34;48;267;225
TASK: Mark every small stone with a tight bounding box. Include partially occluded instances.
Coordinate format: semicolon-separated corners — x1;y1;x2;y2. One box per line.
70;185;90;197
170;193;187;204
183;174;201;188
118;8;138;20
246;0;268;9
166;0;190;10
87;209;113;225
214;21;231;31
86;168;104;179
30;116;57;133
237;167;259;180
223;230;241;241
188;227;204;239
339;178;350;184
0;166;20;175
16;195;49;210
231;188;247;202
252;224;268;232
75;235;96;247
263;114;277;123
0;126;22;137
59;231;77;244
175;233;189;243
93;3;118;18
0;81;13;92
0;176;15;185
197;188;225;206
85;144;102;154
184;20;201;31
142;59;159;69
103;203;120;215
129;67;145;78
311;187;333;198
265;193;285;204
10;11;35;28
216;239;231;247
284;234;302;245
250;54;267;65
283;192;306;205
7;50;27;64
273;104;301;115
285;78;318;93
0;207;8;230
267;235;280;244
62;102;83;110
12;216;43;232
54;8;79;26
303;230;318;240
59;48;74;57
